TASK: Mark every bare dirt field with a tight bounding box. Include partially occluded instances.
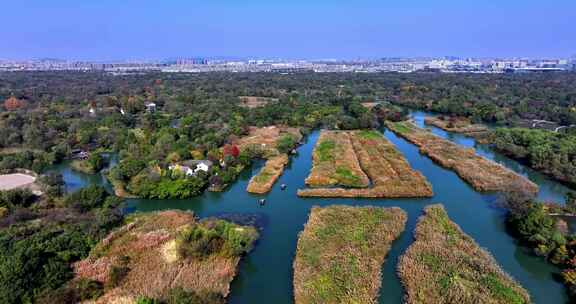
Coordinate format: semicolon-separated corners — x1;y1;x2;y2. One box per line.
0;173;37;191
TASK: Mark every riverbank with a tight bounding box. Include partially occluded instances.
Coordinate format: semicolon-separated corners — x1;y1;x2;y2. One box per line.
386;121;538;194
298;130;433;198
48;127;571;304
293;205;407;304
398;204;531;304
424;116;488;136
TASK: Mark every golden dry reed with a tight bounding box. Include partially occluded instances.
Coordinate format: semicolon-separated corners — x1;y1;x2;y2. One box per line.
293;205;407;304
398;204;531;304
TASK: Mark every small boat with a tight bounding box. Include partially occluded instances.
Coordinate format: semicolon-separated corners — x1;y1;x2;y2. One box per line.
259;199;266;206
281;184;287;190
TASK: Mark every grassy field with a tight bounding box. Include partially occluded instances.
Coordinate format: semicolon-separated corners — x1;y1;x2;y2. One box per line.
298;130;433;198
386;121;538;194
247;154;289;193
73;210;259;303
293;205;407;304
305;130;370;188
398;205;531;304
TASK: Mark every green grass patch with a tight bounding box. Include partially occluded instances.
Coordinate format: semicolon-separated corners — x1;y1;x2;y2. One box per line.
358;130;382;140
483;273;527;304
254;171;273;183
316;139;336;162
390;122;413;134
334;166;362;187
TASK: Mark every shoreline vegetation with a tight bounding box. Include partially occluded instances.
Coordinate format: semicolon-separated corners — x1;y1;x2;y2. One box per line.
398;204;531;304
424;116;489;136
238;126;302;194
386;121;538;194
298;130;433;198
247;154;289;194
293;205;407;304
73;210;259;303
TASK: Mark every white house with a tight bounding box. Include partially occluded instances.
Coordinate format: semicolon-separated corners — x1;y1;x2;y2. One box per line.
168;164;194;177
193;160;213;174
145;102;157;113
169;160;213;177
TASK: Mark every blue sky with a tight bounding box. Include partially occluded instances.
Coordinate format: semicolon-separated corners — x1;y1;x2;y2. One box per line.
1;0;574;60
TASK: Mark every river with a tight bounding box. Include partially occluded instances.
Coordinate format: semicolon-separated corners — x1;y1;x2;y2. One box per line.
50;111;572;303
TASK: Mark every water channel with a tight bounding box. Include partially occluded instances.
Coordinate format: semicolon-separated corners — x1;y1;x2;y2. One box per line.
50;111;573;303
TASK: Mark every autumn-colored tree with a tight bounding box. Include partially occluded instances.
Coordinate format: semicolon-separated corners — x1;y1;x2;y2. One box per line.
4;96;25;111
222;144;240;158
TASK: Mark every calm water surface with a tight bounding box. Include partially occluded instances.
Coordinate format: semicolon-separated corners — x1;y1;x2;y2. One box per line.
52;113;572;303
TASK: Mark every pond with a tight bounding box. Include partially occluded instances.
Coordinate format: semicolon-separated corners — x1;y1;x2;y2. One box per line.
51;113;571;304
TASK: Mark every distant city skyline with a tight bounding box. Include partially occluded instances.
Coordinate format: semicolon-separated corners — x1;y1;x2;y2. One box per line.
1;0;575;60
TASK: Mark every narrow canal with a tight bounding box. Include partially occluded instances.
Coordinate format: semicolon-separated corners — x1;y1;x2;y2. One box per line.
50;112;571;303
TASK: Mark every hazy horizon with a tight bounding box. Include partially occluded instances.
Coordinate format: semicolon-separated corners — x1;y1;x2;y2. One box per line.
1;0;575;60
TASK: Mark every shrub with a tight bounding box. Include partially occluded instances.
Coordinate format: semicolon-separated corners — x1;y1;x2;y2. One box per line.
276;134;297;154
136;297;161;304
176;220;258;259
0;188;35;209
166;287;224;304
64;185;109;212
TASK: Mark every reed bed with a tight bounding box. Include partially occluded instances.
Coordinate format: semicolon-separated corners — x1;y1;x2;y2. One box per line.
305;130;370;188
73;210;258;303
424;116;488;135
293;205;407;304
386;121;538;194
247;154;289;193
236;126;302;192
398;204;531;304
298;130;433;198
235;125;302;155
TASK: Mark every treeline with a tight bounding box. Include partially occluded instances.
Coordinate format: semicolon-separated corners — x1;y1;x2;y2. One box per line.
491;128;576;187
0;183;124;304
384;72;576;125
505;191;576;299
